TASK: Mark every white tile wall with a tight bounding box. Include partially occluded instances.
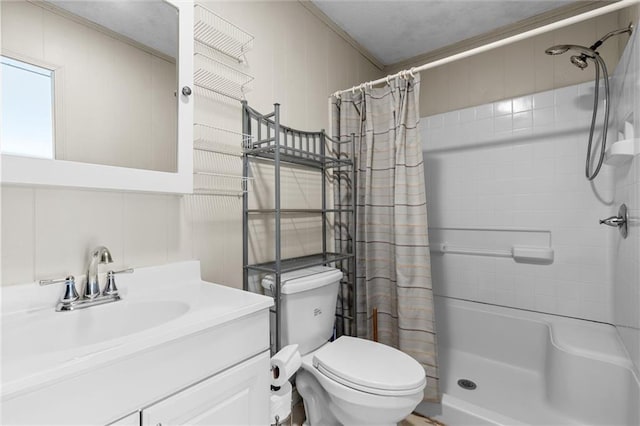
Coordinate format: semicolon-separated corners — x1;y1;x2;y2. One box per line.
422;80;616;323
610;22;640;372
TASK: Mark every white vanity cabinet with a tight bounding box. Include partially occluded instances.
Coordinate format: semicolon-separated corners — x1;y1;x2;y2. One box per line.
141;351;270;426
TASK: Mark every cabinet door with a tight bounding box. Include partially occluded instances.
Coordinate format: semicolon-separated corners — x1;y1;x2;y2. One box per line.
142;351;270;426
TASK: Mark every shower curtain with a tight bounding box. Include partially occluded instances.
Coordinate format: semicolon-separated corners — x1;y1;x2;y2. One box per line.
330;74;439;401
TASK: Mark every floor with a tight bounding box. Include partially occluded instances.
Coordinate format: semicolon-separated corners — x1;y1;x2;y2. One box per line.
291;401;445;426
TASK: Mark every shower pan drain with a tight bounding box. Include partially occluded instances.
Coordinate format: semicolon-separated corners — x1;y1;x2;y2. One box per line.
457;379;477;390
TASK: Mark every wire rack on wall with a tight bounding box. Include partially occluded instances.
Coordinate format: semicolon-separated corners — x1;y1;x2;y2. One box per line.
194;123;252;156
191;7;255;197
194;52;253;101
193;171;252;196
194;4;254;63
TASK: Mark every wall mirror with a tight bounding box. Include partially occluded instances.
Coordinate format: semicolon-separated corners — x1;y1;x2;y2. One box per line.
1;0;193;193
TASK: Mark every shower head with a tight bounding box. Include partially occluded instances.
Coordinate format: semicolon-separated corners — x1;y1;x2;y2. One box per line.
545;44;596;70
545;45;570;55
570;55;589;69
546;24;633;70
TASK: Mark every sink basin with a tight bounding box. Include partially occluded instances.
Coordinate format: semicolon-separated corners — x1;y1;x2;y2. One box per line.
2;300;189;363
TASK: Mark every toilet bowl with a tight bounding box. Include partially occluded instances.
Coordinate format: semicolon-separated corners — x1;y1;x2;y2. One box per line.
296;336;426;426
262;267;426;425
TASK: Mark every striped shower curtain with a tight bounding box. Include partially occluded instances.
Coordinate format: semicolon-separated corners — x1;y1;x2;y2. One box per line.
330;74;439;401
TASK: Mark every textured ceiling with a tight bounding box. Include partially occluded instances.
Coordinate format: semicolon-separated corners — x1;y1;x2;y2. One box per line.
312;0;575;65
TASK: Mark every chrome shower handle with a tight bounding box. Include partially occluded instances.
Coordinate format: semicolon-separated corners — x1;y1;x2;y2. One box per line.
599;216;625;227
599;204;628;238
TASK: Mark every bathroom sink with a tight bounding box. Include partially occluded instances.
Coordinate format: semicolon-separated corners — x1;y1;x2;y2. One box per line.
1;260;273;401
1;261;274;424
2;300;189;363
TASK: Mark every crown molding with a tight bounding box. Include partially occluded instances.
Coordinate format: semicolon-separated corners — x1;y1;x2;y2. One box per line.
385;1;616;73
298;0;385;70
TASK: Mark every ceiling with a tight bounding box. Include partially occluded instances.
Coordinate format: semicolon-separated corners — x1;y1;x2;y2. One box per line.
312;0;576;66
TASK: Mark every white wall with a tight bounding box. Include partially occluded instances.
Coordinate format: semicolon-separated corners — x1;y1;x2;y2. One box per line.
422;80;615;323
610;21;640;372
0;1;381;288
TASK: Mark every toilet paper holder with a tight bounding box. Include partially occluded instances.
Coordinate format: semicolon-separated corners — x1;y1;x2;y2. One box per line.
270;345;301;426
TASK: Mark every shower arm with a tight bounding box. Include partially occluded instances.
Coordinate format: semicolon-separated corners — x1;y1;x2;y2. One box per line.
590;24;634;50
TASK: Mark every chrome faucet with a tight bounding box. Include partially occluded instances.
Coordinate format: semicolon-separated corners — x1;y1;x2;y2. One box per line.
85;246;113;299
39;246;133;312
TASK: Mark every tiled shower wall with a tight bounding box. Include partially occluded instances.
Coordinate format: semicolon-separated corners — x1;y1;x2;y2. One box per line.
610;22;640;372
422;81;616;323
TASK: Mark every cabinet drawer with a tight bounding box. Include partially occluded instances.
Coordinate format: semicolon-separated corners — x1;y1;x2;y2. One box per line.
142;351;270;426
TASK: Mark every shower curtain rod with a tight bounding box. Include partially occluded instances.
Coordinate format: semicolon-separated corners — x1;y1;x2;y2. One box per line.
333;0;638;97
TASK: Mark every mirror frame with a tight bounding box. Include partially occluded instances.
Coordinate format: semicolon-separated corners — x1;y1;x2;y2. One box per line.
1;0;193;194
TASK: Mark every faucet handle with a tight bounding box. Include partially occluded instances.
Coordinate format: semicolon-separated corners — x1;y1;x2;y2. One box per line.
104;268;133;296
39;275;79;304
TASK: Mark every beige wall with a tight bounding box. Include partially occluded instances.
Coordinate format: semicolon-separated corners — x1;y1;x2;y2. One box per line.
388;8;637;117
0;1;382;288
1;0;177;172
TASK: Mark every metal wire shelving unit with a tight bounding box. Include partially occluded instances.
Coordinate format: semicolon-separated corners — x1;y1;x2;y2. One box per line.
242;101;356;354
191;7;254;195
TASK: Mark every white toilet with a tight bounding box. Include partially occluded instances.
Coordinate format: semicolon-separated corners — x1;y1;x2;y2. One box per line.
262;266;426;426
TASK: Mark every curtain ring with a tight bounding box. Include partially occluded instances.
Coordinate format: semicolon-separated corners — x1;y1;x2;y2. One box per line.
351;86;356;95
409;67;416;78
385;75;391;84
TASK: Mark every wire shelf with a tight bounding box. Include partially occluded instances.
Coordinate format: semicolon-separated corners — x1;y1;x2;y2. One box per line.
242;102;354;168
194;124;251;156
194;53;253;101
193;171;252;196
194;4;254;62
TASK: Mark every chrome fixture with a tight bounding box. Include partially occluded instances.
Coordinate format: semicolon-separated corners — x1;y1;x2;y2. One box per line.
39;276;79;310
104;268;134;296
85;246;113;299
545;23;633;181
600;203;628;238
40;247;133;311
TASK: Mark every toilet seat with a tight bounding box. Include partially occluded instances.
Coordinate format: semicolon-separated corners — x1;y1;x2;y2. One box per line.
312;336;426;397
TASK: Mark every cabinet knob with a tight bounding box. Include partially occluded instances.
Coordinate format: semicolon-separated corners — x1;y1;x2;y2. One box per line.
182;86;192;96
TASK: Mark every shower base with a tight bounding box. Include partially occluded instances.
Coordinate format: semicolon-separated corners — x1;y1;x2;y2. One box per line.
416;297;639;425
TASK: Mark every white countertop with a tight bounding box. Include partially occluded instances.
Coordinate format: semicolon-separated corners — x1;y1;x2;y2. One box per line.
1;261;273;400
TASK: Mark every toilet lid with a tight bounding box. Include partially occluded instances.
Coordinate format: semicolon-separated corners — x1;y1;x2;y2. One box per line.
312;336;426;396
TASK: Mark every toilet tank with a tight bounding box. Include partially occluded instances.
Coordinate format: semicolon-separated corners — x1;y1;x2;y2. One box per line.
262;266;343;355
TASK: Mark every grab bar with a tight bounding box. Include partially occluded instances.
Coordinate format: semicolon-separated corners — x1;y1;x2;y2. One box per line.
431;243;554;263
